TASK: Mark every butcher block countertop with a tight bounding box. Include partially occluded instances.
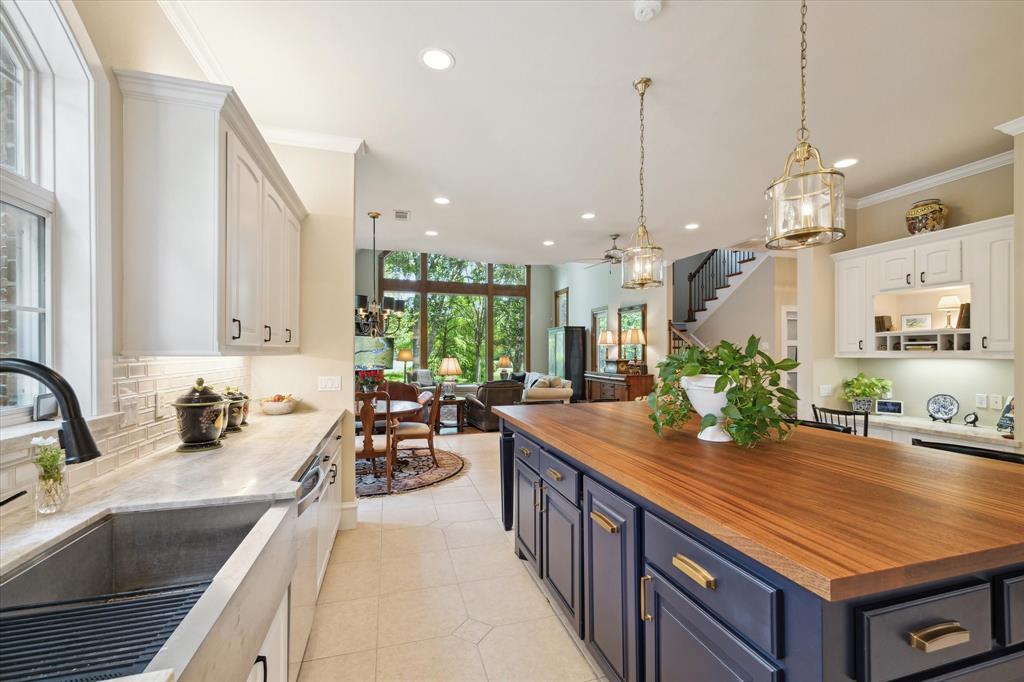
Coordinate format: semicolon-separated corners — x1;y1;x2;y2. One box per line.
494;401;1024;602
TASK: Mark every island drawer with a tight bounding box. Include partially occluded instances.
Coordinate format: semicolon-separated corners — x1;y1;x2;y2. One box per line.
857;583;992;682
994;571;1024;646
644;512;781;658
539;451;579;505
513;433;541;472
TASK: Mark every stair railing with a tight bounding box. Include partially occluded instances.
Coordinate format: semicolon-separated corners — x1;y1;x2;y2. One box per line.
686;249;755;322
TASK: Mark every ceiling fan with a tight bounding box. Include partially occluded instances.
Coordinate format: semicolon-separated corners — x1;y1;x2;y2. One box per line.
578;234;625;269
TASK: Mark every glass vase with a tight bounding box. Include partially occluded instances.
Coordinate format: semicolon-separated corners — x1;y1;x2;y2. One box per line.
35;462;69;515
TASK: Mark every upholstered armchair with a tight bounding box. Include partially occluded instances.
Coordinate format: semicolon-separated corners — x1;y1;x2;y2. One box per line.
465;380;527;431
410;368;436;393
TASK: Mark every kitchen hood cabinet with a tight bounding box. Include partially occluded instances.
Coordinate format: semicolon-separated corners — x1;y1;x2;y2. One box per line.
117;70;307;356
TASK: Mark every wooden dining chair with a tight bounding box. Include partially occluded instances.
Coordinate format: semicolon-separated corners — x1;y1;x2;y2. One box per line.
812;405;869;437
355;391;395;493
787;418;853;435
391;394;443;466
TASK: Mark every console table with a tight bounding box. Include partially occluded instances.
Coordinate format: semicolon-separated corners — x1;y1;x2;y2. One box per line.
584;372;653;402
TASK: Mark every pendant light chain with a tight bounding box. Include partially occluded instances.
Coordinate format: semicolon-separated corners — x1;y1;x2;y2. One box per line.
798;0;809;142
638;83;646;227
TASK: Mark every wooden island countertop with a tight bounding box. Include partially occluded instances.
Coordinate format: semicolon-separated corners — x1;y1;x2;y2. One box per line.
494;401;1024;602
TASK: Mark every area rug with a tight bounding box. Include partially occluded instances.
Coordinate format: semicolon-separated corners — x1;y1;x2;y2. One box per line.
356;448;466;496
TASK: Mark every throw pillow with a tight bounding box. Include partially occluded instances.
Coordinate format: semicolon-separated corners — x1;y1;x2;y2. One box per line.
547;376;563;388
533;378;550;388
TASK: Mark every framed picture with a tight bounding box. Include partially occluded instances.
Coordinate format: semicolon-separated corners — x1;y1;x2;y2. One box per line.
874;399;903;415
997;395;1014;433
900;313;932;331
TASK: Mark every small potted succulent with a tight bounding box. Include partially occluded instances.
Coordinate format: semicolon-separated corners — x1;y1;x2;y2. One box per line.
839;373;892;413
648;335;799;447
32;436;69;514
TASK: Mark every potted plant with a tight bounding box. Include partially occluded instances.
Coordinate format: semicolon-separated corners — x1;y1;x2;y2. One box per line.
648;335;799;447
31;436;70;514
839;373;892;413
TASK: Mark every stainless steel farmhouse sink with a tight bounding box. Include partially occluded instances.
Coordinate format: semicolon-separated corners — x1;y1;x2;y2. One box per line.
0;500;295;682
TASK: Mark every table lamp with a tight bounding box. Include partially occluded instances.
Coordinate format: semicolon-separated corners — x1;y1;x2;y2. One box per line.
936;295;962;329
621;328;647;347
438;357;462;398
397;348;414;382
597;330;617;346
497;356;512;380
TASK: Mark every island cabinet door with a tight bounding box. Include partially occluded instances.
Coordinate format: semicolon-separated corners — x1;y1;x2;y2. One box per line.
642;566;780;682
583;477;639;682
514;460;542;575
541;485;583;636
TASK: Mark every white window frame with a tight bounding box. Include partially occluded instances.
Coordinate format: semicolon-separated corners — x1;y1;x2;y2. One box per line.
1;11;38;180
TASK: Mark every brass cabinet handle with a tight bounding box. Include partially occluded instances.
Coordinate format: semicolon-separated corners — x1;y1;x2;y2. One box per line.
546;467;563;482
519;446;531;457
672;554;717;590
532;481;539;509
589;510;619;534
640;575;653;622
908;621;970;653
537;482;545;512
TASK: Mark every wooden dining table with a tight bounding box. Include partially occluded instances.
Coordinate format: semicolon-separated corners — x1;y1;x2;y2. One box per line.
358;399;424;457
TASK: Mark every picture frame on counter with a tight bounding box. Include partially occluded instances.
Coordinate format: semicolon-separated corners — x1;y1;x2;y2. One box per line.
874;399;904;415
997;395;1014;433
900;313;932;331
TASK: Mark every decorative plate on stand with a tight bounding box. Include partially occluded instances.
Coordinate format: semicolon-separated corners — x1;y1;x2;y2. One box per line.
927;394;960;422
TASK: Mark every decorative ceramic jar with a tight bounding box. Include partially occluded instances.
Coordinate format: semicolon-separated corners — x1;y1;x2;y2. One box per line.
171;378;228;452
31;436;69;514
905;199;948;234
223;386;247;433
681;374;732;442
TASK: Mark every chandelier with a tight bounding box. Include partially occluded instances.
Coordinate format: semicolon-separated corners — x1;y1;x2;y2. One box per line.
354;211;404;337
622;77;665;290
764;0;846;250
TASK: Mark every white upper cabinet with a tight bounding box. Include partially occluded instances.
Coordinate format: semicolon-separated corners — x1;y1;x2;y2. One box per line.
877;247;916;291
915;239;962;287
117;70;307;356
835;257;869;354
971;226;1013;353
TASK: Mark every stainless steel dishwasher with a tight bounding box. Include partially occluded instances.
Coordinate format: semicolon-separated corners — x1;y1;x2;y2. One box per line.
288;455;324;682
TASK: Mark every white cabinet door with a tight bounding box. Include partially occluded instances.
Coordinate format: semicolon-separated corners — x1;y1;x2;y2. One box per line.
836;258;869;354
225;130;264;347
284;212;301;348
316;444;343;588
248;591;289;682
916;239;962;287
973;229;1013;353
261;182;287;347
877;247;915;291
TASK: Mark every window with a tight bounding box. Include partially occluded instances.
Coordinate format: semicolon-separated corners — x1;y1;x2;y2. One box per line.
1;22;28;176
590;307;608;371
492;264;526;286
554;287;569;327
382;290;420;381
493;296;526;378
618;304;647;362
428;254;486;283
383;250;419;281
427;293;488;383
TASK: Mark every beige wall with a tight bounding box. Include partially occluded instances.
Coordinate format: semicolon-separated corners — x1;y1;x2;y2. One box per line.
529;265;553;372
855;165;1013;248
1014;133;1023;443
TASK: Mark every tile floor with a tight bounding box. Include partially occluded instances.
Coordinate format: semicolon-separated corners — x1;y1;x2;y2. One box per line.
298;432;606;682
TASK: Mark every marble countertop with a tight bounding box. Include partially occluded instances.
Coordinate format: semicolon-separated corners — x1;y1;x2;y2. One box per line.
0;409;343;575
872;414;1019;448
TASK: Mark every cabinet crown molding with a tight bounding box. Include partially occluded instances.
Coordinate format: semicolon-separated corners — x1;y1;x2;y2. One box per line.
831;215;1014;263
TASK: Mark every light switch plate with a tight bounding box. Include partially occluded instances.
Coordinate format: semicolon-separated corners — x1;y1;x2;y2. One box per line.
990;394;1003;410
318;376;342;392
819;384;833;397
975;393;988;409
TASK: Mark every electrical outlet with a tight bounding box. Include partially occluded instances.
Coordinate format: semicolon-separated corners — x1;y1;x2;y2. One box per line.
975;393;988;409
318;375;342;392
990;394;1003;410
154;391;169;418
819;384;833;397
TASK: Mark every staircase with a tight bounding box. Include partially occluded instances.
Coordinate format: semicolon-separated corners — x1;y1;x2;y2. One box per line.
668;322;705;354
684;249;758;323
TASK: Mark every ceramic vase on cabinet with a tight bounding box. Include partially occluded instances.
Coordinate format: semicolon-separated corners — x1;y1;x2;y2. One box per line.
682;374;732;442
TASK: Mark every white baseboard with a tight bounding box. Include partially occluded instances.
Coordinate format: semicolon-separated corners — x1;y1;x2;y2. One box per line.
339;500;358;531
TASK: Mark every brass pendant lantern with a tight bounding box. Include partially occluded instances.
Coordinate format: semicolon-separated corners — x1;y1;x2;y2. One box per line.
765;0;846;250
622;77;665;290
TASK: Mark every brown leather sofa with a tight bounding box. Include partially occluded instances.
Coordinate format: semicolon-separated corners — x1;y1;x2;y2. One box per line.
465;380;525;431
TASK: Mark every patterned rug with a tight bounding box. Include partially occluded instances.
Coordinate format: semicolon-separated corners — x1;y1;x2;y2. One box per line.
356;448;466;496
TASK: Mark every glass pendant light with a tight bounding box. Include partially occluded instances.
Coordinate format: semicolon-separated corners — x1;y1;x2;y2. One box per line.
765;0;846;250
622;77;665;290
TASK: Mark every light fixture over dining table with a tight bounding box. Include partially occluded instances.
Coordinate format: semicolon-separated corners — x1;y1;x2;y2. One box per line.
621;77;665;290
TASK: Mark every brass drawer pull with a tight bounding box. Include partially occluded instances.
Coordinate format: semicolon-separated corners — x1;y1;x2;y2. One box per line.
908;621;970;653
546;467;563;482
519;446;531;457
672;554;717;590
589;510;619;534
640;575;653;622
532;481;539;509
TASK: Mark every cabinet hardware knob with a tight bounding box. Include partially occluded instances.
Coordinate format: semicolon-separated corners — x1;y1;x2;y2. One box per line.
286;328;293;343
908;621;970;653
519;446;531;457
232;318;241;340
546;468;563;482
640;575;653;622
264;325;272;342
920;271;926;283
329;463;337;484
672;554;717;590
589;510;619;534
982;336;988;349
858;339;863;351
905;273;911;285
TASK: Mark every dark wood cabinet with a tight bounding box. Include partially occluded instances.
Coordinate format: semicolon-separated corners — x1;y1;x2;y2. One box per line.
514;459;541;574
584;373;654;403
549;326;586;401
542;484;583;635
583;478;640;682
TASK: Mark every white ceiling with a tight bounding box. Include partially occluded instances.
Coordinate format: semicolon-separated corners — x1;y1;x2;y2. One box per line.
177;0;1023;264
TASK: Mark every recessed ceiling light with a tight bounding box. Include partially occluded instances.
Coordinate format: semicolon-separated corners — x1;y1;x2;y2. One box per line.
684;223;700;230
543;240;555;246
425;230;439;236
433;197;450;205
834;158;858;168
420;48;455;71
581;212;596;220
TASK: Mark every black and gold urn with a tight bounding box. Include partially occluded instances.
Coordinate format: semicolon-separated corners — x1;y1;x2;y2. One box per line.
172;378;228;452
223;386;247;433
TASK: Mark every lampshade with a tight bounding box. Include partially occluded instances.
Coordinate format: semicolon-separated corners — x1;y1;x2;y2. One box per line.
936;295;962;311
438;357;462;377
597;330;617;346
497;356;512;369
397;348;414;362
622;329;647;346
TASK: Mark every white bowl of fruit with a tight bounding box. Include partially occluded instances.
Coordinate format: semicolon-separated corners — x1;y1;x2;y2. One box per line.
260;393;300;415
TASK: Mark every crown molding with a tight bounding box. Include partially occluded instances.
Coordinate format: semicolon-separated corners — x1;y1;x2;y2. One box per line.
849;151;1014;209
259;125;365;155
156;0;229;84
995;116;1024;137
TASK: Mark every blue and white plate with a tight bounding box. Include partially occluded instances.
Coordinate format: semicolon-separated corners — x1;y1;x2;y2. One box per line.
926;394;960;421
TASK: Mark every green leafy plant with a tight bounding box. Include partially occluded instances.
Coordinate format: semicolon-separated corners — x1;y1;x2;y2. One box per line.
32;437;65;483
647;335;799;448
838;373;892;402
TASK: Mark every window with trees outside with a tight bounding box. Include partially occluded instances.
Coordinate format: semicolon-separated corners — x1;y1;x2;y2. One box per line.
618;304;647;362
379;252;530;384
